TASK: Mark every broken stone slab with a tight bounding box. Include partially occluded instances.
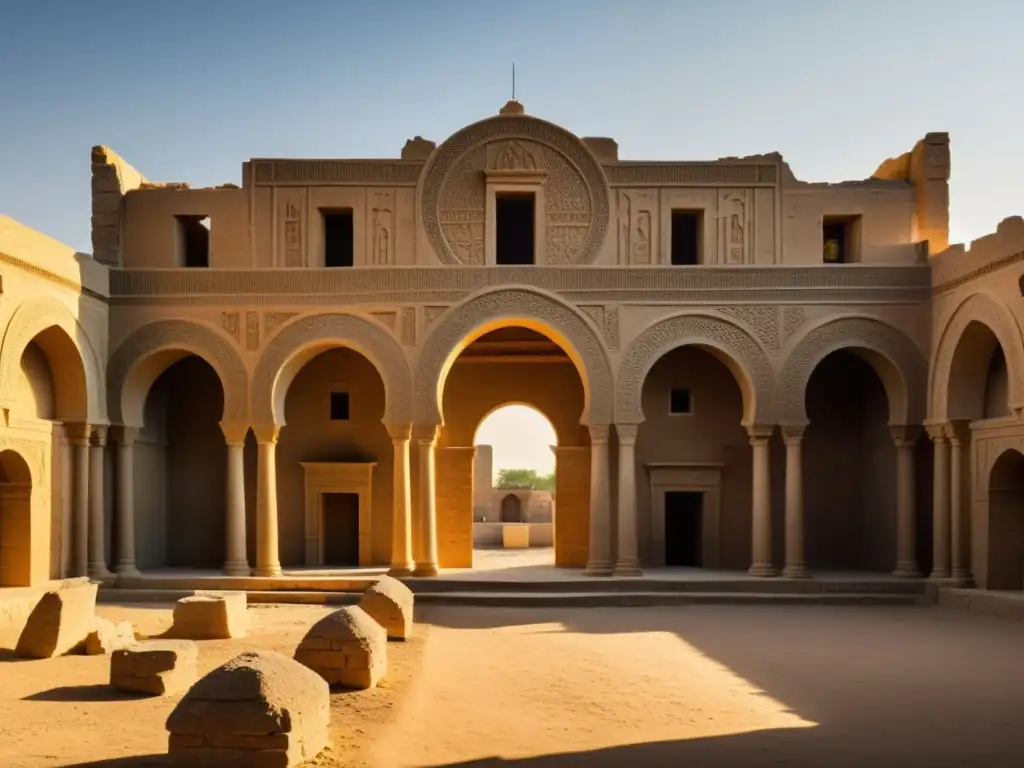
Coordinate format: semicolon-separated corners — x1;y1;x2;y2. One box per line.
111;639;198;696
166;591;248;640
166;650;330;768
15;578;98;658
85;616;136;655
359;575;414;640
294;605;387;689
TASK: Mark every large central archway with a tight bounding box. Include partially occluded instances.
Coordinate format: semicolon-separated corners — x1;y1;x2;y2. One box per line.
422;307;599;568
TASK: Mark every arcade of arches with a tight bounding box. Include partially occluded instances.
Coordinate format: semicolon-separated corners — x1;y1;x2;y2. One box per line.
2;295;1024;591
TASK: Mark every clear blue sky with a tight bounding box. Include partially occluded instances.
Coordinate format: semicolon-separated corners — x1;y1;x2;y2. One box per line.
1;0;1021;253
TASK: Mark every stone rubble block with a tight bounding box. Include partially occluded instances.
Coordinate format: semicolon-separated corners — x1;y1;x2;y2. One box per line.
111;639;198;696
15;578;98;658
166;650;330;768
359;575;414;640
294;606;387;689
167;591;248;640
85;616;136;655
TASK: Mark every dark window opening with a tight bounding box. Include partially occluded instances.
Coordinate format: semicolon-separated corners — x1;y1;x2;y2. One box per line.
322;493;359;566
665;491;703;567
330;392;350;421
670;211;701;265
496;194;535;265
669;388;692;415
823;216;861;263
324;210;354;267
177;215;210;268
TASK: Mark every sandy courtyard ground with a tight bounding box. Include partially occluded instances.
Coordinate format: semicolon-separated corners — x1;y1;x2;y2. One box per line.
2;602;1024;766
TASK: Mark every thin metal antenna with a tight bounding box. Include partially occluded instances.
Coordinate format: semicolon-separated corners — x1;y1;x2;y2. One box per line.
512;62;516;100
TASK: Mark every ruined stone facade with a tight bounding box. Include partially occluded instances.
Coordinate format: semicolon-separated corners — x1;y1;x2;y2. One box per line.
0;101;1019;591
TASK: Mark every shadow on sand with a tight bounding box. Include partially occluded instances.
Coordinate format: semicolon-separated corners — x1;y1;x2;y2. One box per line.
23;684;152;703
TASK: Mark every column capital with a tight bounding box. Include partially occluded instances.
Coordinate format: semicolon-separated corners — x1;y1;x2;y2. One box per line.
91;425;108;447
780;424;805;444
925;422;950;442
589;424;611;444
890;424;923;449
412;423;440;444
385;422;413;441
220;420;250;446
616;423;639;444
64;421;91;442
745;423;775;444
110;425;139;447
945;419;970;446
252;424;280;444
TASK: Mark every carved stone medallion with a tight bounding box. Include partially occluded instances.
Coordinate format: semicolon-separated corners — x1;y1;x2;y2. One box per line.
421;115;610;266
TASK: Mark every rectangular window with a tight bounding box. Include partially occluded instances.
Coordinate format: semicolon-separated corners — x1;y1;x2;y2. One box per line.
669;388;692;415
330;392;350;421
670;210;702;265
323;210;354;267
823;215;862;263
176;215;210;268
496;193;535;265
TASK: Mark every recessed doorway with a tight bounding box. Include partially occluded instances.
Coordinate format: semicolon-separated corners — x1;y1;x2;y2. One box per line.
322;493;359;567
665;491;702;567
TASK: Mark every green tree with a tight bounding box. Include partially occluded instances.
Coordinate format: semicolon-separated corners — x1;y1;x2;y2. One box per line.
495;468;555;492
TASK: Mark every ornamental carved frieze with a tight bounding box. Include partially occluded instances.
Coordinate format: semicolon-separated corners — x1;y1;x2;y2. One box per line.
420;116;610;266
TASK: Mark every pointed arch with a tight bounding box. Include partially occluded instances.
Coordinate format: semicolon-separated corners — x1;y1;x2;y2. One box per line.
615;313;776;425
414;286;614;426
0;296;105;423
930;292;1024;420
778;315;928;425
107;319;248;428
251;312;413;427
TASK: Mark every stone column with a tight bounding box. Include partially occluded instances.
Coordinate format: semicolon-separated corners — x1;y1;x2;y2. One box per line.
70;425;90;578
414;425;440;577
927;423;951;579
222;423;250;576
748;427;776;577
948;421;971;584
254;426;282;577
891;426;921;578
113;426;141;577
614;424;642;577
388;423;414;576
88;426;113;579
781;425;809;578
60;430;73;577
584;424;613;576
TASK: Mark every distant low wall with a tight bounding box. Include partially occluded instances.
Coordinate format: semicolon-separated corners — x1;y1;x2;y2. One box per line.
473;522;554;548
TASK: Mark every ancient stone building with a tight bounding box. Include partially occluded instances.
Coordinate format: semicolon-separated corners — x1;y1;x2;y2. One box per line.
0;99;1021;591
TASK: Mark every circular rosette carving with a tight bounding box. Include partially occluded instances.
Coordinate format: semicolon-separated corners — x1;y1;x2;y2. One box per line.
419;115;610;266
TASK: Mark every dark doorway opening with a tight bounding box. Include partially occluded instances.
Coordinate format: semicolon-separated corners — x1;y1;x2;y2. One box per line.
665;491;702;566
500;494;523;523
324;210;355;267
496;194;535;265
322;493;359;566
670;211;701;265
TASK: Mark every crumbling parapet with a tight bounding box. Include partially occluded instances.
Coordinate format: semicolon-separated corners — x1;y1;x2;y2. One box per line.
91;145;148;266
874;132;951;255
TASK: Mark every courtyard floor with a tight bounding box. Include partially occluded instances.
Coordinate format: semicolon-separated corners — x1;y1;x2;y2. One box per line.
2;602;1023;766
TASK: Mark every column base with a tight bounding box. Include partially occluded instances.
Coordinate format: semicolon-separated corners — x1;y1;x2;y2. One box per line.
613;560;644;578
781;563;811;579
892;563;921;578
253;565;283;577
387;564;415;578
223;561;251;577
748;562;778;578
88;564;114;580
951;569;974;587
583;561;613;577
114;564;142;579
412;563;439;577
928;569;952;581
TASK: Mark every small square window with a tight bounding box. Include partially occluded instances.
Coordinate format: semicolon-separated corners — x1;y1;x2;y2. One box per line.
669;388;692;415
330;392;350;421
